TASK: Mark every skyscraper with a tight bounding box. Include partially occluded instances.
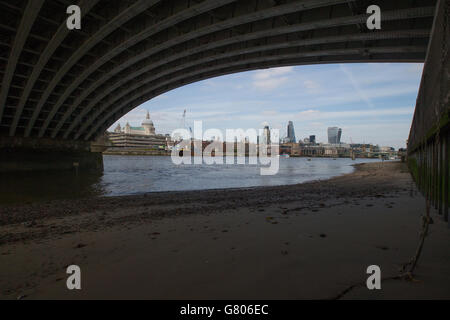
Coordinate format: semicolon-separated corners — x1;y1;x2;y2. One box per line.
309;135;316;145
328;127;342;144
261;123;271;145
287;121;296;143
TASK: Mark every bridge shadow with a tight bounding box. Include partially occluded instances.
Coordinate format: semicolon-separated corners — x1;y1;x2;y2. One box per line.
0;170;104;205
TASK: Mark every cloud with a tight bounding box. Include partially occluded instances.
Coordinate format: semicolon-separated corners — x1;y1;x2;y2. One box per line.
297;109;320;117
253;77;289;90
303;80;320;92
253;66;293;80
295;107;413;121
252;66;293;90
312;84;419;107
261;110;279;116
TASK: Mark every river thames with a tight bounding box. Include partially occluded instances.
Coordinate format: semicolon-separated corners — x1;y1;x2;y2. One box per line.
1;156;382;204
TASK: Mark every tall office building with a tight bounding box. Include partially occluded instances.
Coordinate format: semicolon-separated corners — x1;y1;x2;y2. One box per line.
287;121;296;143
309;135;316;145
328;127;342;144
263;124;271;145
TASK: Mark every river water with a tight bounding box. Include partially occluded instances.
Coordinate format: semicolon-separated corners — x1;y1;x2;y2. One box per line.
1;155;382;204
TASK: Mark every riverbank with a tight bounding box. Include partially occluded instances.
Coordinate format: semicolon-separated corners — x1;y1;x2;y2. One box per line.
1;161;449;299
103;148;169;156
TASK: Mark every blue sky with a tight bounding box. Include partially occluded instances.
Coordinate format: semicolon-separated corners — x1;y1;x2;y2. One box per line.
110;62;424;149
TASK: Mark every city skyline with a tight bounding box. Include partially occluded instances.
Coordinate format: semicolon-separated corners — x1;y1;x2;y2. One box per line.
110;63;424;149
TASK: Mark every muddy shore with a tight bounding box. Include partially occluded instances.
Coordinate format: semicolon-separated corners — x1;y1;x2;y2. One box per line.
1;161;449;299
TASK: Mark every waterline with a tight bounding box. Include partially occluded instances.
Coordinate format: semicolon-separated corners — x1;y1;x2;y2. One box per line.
0;156;383;204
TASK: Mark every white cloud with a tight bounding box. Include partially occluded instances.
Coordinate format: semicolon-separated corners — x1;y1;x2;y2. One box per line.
253;66;293;80
295;107;414;121
312;84;419;107
252;66;293;90
303;80;320;92
261;110;279;116
253;77;289;90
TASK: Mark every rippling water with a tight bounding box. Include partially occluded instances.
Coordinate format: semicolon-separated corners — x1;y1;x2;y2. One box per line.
1;155;381;204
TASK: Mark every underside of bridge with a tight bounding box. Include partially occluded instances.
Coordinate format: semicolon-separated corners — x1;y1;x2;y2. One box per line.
0;0;446;174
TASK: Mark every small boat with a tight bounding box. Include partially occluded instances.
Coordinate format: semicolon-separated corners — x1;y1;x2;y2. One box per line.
307;158;312;161
279;154;290;158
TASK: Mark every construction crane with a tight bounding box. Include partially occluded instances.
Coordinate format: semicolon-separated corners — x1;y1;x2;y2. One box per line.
180;109;192;134
180;109;186;129
173;109;192;144
173;109;194;155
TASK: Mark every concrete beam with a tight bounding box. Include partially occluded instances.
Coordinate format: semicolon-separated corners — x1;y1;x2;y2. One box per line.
0;136;103;173
8;0;101;137
0;0;44;124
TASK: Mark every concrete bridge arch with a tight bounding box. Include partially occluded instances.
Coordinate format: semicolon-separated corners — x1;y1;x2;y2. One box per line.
0;0;437;142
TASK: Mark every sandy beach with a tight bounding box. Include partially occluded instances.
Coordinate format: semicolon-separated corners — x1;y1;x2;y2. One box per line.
1;161;449;300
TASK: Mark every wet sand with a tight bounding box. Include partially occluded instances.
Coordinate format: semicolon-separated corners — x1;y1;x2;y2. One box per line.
1;161;450;299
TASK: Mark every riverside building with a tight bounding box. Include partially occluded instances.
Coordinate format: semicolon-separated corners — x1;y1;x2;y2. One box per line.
107;111;169;150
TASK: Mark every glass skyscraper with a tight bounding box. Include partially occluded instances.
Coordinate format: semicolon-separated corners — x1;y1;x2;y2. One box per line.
262;124;271;145
328;127;342;144
287;121;296;143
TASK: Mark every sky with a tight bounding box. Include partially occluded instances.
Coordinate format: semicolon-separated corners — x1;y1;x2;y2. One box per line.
109;62;424;149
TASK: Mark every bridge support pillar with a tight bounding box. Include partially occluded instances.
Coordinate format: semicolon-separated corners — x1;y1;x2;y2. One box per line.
0;136;104;173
